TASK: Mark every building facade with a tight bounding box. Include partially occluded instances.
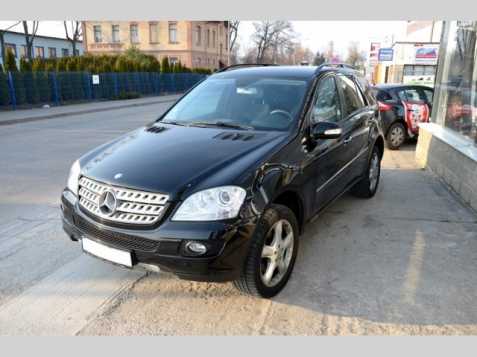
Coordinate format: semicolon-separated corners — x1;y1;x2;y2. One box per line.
372;21;442;85
0;30;84;66
82;21;229;70
416;21;477;212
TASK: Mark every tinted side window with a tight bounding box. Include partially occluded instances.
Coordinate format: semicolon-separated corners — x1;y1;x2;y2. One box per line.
311;76;341;124
398;88;422;102
337;75;365;117
376;90;392;102
423;89;434;104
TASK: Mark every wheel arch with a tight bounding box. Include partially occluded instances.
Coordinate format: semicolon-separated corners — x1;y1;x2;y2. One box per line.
272;190;305;234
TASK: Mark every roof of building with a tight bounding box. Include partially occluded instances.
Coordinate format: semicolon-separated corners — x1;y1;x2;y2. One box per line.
2;30;83;43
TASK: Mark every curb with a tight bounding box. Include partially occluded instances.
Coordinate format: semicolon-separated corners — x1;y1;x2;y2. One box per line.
0;96;180;127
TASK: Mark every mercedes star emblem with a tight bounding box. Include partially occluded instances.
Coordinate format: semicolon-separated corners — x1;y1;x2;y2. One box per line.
98;190;117;216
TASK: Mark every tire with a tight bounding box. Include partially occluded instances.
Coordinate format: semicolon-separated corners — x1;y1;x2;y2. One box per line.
386;122;406;150
233;204;299;298
350;145;382;199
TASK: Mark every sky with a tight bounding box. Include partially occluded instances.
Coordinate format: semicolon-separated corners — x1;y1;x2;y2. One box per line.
1;20;408;57
237;21;408;57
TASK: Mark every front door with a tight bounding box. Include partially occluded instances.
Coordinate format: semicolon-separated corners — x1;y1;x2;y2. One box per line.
302;73;345;213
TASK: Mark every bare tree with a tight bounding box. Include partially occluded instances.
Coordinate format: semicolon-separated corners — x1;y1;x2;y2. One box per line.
64;21;82;56
252;21;295;64
228;21;240;53
325;40;334;62
345;41;366;69
22;21;39;60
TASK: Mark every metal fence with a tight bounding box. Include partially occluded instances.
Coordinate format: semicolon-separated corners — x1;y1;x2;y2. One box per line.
0;71;207;110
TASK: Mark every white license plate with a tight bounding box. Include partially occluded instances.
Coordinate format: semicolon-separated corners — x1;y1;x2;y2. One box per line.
82;237;133;267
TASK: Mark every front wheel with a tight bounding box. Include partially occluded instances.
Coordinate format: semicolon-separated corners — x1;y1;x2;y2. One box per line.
233;204;299;298
350;145;382;198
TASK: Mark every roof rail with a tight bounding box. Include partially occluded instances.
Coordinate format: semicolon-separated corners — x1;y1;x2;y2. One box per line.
315;63;356;73
215;63;278;73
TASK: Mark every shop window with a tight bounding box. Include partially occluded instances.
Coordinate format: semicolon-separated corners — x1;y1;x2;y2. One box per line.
433;21;477;146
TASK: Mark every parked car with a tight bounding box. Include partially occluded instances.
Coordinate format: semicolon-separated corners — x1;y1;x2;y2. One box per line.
61;64;385;298
373;84;433;150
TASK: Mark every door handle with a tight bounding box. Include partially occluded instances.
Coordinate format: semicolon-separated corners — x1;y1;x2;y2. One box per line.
343;136;353;144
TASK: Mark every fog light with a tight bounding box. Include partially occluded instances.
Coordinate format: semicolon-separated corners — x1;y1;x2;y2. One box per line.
185;241;208;255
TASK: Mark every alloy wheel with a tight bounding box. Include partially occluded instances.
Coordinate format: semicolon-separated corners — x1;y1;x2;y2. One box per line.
369;152;380;192
390;126;405;147
260;219;295;287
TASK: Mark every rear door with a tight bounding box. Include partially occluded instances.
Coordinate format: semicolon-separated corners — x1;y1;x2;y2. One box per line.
335;74;371;183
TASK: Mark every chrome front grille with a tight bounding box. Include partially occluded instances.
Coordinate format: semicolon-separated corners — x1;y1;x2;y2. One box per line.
78;176;169;225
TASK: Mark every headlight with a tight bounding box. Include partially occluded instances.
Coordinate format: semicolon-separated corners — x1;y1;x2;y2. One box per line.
66;160;81;195
172;186;246;221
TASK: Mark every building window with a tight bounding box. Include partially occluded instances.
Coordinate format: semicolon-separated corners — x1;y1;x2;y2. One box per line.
48;47;57;58
35;46;45;58
195;25;201;46
74;49;80;56
168;22;178;43
433;21;477;146
5;43;17;58
169;57;179;65
212;30;216;48
130;24;139;44
220;43;223;57
112;24;120;43
149;22;159;44
20;45;27;58
206;29;210;47
93;25;102;43
62;48;69;57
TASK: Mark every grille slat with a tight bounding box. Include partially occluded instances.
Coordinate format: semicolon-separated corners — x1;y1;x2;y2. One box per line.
75;215;160;252
78;176;169;226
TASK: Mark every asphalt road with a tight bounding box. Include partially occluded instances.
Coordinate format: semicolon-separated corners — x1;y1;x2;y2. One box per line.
0;103;476;335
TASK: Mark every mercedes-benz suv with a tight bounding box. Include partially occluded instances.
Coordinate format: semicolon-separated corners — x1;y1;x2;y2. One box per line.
61;64;384;298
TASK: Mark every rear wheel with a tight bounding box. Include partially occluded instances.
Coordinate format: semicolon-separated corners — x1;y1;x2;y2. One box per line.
233;204;299;298
386;122;406;150
351;145;381;198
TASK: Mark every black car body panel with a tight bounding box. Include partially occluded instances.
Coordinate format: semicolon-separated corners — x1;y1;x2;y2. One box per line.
62;64;385;282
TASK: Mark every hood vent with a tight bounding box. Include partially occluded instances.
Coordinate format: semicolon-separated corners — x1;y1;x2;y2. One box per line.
214;132;260;142
145;125;167;134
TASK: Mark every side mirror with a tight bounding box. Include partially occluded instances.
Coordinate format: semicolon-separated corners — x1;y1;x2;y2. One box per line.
311;121;342;140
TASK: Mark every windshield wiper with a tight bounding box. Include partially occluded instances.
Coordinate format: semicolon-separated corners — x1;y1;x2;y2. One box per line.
161;120;189;127
189;121;254;131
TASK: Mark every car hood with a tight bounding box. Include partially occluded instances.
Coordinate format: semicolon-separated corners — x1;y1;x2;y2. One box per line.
80;123;287;200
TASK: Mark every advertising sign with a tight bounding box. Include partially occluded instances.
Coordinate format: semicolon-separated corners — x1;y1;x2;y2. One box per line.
414;45;439;65
369;42;380;66
378;48;393;62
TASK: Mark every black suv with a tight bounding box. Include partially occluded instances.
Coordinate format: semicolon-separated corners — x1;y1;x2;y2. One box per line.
61;64;384;298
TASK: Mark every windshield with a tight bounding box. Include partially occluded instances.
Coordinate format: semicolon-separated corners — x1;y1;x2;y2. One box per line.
161;77;309;131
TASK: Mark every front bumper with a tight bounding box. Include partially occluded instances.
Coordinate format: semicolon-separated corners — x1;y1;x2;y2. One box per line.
61;190;258;282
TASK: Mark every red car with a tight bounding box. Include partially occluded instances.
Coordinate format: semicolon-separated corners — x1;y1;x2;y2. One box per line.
373;84;433;150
